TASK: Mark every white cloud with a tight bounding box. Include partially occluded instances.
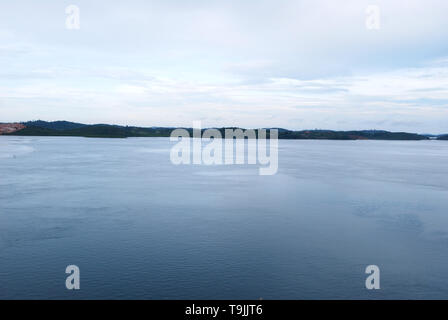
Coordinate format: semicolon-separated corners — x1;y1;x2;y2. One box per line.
0;0;447;132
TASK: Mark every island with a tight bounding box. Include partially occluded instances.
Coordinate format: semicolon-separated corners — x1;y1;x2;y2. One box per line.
0;120;446;140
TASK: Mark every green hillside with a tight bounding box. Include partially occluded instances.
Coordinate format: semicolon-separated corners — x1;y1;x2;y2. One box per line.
5;121;433;140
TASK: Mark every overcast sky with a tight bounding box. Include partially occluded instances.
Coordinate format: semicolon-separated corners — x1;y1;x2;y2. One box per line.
1;0;448;132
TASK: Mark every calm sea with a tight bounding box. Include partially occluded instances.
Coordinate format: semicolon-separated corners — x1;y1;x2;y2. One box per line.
1;136;448;299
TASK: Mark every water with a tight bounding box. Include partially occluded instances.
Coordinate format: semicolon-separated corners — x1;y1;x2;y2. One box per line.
0;136;448;299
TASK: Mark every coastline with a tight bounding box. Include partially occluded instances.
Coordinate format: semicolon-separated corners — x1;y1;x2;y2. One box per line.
2;121;446;140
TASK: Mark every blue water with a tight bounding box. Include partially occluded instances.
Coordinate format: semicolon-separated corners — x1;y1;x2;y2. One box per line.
1;136;448;299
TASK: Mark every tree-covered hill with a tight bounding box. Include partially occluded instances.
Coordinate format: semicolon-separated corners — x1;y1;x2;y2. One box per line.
4;120;433;140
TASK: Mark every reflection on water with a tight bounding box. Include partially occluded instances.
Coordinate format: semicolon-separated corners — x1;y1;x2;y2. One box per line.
0;136;448;299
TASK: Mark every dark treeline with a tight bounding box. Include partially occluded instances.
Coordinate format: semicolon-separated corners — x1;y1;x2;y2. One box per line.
4;120;445;140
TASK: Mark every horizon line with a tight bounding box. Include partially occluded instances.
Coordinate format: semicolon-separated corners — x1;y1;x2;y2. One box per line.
1;119;446;135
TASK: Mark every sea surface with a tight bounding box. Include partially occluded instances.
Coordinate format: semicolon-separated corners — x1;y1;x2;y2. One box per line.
0;136;448;299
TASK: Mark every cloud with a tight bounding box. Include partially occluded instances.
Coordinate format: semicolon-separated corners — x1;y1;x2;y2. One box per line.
0;0;447;132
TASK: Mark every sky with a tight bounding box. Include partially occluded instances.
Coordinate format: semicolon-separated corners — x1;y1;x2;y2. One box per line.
1;0;448;133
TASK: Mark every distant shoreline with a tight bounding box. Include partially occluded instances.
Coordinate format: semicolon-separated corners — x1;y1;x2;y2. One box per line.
1;120;447;140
